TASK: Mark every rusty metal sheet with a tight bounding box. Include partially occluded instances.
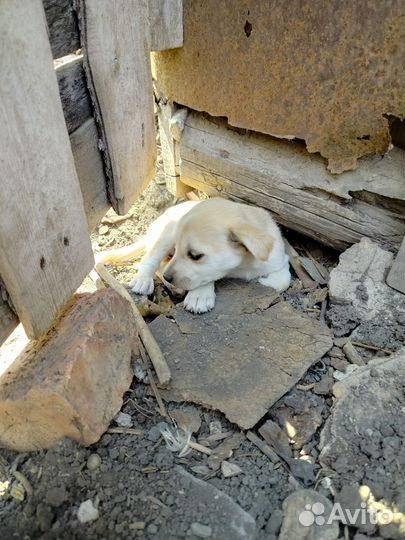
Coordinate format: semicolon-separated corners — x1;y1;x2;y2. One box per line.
152;0;405;173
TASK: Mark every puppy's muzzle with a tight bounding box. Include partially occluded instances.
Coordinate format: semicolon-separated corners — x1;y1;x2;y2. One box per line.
163;272;174;284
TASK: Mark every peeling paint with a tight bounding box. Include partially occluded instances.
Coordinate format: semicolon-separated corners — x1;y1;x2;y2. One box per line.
152;0;405;173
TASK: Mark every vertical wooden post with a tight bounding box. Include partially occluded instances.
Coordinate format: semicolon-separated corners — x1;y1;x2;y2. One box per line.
0;0;94;338
78;0;157;215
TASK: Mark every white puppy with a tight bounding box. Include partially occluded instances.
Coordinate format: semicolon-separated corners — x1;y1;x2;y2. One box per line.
96;198;290;313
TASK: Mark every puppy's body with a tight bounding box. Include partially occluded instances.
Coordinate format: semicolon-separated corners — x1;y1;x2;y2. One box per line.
97;198;290;313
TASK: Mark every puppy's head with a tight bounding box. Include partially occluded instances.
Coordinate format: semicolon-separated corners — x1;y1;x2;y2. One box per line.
162;202;274;291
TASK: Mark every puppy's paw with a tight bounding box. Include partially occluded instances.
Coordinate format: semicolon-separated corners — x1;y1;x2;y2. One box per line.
129;275;155;296
183;287;216;314
259;268;291;292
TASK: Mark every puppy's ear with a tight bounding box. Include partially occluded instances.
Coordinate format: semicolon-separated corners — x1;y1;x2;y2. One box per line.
229;225;274;261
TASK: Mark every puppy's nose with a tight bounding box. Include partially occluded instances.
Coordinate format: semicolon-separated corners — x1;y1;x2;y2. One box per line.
163;273;173;284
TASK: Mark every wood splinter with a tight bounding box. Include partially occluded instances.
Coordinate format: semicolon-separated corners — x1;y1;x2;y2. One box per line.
94;263;171;387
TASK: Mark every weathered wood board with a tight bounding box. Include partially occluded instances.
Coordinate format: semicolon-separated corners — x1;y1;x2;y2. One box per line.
43;0;80;58
55;54;92;134
70;118;110;231
179;113;405;251
148;0;183;51
0;282;18;346
0;0;94;338
78;0;156;215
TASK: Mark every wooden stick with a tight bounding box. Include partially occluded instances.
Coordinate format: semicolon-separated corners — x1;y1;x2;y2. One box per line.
246;431;280;464
94;262;171;386
284;239;315;288
189;441;212;455
147;368;168;418
343;341;365;366
351;340;393;355
108;427;144;435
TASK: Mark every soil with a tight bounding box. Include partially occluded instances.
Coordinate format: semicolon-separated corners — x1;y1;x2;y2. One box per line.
0;156;404;539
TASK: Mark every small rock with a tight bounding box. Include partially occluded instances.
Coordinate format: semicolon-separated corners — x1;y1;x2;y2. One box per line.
45;485;68;507
333;337;348;347
190;522;213;538
115;412;133;428
279;489;339;540
147;422;169;442
265;509;283;537
87;453;102;471
10;481;25;501
330;357;350;372
129;521;146;530
36;503;54;532
98;225;109;235
171;407;201;433
77;499;99;524
190;465;210;476
146;523;159;534
329;346;344;358
221;461;242;478
333;364;360;381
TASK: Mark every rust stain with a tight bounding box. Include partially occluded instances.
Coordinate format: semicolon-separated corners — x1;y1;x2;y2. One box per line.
152;0;405;173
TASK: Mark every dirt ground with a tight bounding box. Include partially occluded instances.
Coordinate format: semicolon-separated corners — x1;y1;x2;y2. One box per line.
0;154;404;540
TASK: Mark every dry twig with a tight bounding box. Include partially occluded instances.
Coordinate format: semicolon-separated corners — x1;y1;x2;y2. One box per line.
94;263;171;386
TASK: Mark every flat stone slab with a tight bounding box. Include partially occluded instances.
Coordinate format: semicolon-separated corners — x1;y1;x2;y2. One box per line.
328;237;405;349
387;236;405;294
319;350;405;538
0;289;137;451
150;280;332;429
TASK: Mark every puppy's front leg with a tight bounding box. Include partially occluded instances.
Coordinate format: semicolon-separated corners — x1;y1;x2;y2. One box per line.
130;234;174;296
183;283;216;314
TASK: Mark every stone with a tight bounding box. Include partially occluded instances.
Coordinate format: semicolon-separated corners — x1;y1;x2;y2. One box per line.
36;503;54;532
114;412;133;428
190;522;213;538
87;453;102;471
387;236;405;294
0;289;137;451
279;489;339;540
150;280;332;429
147;422;169;442
171;407;201;433
175;467;256;540
334;485;376;533
319;350;405;538
221;461;242;478
328;238;405;350
77;499;99;524
259;420;292;457
265;509;283;537
45;486;68;508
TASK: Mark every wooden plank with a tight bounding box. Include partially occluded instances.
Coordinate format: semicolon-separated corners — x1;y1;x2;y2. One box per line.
0;0;94;339
148;0;183;51
387;236;405;294
157;100;189;196
55;54;92;134
179;113;405;251
43;0;80;58
78;0;156;214
0;280;18;346
70;118;110;231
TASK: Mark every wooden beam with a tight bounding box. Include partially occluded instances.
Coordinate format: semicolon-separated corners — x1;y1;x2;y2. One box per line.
0;0;94;338
78;0;156;214
70;118;110;231
43;0;80;58
179;113;405;251
0;281;18;346
55;54;92;134
148;0;183;51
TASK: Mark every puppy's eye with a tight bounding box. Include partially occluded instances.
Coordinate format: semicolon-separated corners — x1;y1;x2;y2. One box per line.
188;250;203;261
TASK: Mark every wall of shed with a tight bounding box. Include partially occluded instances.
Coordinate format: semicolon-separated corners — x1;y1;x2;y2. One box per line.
152;0;405;173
